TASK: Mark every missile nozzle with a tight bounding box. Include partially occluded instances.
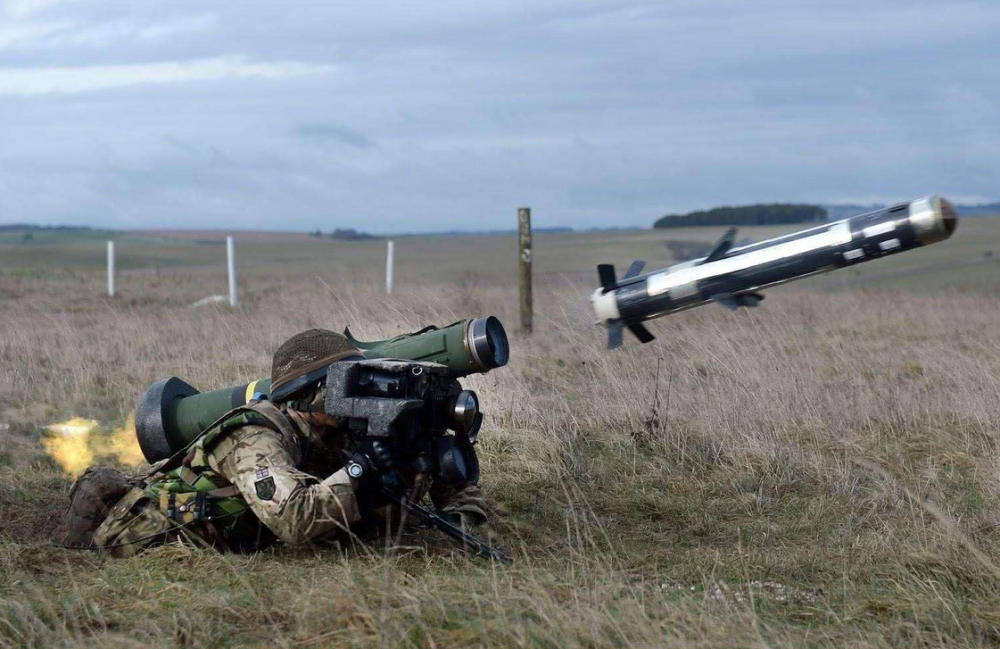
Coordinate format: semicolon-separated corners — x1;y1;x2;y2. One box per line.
590;287;620;323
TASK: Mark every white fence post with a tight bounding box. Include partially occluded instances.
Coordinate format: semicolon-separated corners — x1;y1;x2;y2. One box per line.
386;240;395;294
106;240;115;297
227;236;237;307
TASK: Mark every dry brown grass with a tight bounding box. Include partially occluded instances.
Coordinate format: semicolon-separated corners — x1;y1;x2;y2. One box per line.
3;224;1000;647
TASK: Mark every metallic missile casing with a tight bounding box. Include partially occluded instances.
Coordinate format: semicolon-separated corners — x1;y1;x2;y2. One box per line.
592;196;957;347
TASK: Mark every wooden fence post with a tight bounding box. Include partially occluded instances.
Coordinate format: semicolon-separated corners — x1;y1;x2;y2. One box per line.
518;207;533;334
226;236;237;307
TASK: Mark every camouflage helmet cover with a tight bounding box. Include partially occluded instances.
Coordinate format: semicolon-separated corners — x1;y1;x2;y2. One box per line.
270;329;361;401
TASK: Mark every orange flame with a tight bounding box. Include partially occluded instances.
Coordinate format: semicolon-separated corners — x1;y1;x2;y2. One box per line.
43;414;145;477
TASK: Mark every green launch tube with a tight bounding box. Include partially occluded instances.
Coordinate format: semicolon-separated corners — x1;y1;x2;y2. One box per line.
166;377;273;450
135;317;509;463
346;315;509;376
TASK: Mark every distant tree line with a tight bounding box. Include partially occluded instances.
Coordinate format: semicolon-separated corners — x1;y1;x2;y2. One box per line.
654;204;827;228
0;224;97;232
956;202;1000;217
309;228;380;241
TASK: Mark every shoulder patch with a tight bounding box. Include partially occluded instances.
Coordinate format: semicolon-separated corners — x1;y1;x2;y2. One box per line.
255;476;276;501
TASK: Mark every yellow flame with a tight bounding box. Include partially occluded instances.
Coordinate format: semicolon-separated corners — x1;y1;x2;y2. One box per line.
43;414;145;477
43;417;98;477
106;414;143;466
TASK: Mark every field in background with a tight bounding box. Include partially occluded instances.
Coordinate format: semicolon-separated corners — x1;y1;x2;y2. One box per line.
2;217;1000;647
2;216;999;291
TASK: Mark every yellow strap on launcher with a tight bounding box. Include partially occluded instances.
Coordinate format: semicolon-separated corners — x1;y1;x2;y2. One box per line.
158;491;206;524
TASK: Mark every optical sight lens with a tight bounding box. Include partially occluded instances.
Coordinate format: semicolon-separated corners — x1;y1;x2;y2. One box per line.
468;316;509;370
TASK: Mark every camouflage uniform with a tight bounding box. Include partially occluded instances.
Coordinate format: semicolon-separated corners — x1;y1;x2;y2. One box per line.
87;328;488;557
90;398;487;556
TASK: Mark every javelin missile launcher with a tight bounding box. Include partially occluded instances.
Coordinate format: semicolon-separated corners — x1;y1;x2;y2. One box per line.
135;316;509;463
592;196;958;348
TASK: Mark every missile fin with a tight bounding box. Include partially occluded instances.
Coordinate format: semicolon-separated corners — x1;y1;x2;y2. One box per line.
702;227;738;264
711;293;741;311
736;291;764;307
607;321;624;350
711;291;765;310
627;322;656;344
597;264;617;293
622;260;646;280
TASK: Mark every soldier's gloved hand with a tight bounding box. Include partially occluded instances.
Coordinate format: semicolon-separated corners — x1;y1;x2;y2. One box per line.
346;438;398;489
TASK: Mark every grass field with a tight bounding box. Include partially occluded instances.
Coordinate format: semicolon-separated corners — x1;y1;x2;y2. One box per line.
2;216;1000;648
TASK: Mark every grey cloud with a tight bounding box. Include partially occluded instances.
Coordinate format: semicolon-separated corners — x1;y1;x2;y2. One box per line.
295;123;375;149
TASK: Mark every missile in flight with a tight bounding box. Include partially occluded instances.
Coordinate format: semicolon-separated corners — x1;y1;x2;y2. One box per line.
591;196;958;349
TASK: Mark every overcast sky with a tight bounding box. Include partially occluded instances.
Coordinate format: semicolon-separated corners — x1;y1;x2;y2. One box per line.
0;0;996;232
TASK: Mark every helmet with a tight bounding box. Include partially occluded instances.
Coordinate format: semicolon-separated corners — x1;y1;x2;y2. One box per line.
270;329;362;402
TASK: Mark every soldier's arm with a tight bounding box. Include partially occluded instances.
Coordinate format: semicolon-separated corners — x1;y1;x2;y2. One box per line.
210;424;362;545
429;480;488;527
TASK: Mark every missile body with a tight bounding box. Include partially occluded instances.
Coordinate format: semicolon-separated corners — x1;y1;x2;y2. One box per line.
592;196;958;348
